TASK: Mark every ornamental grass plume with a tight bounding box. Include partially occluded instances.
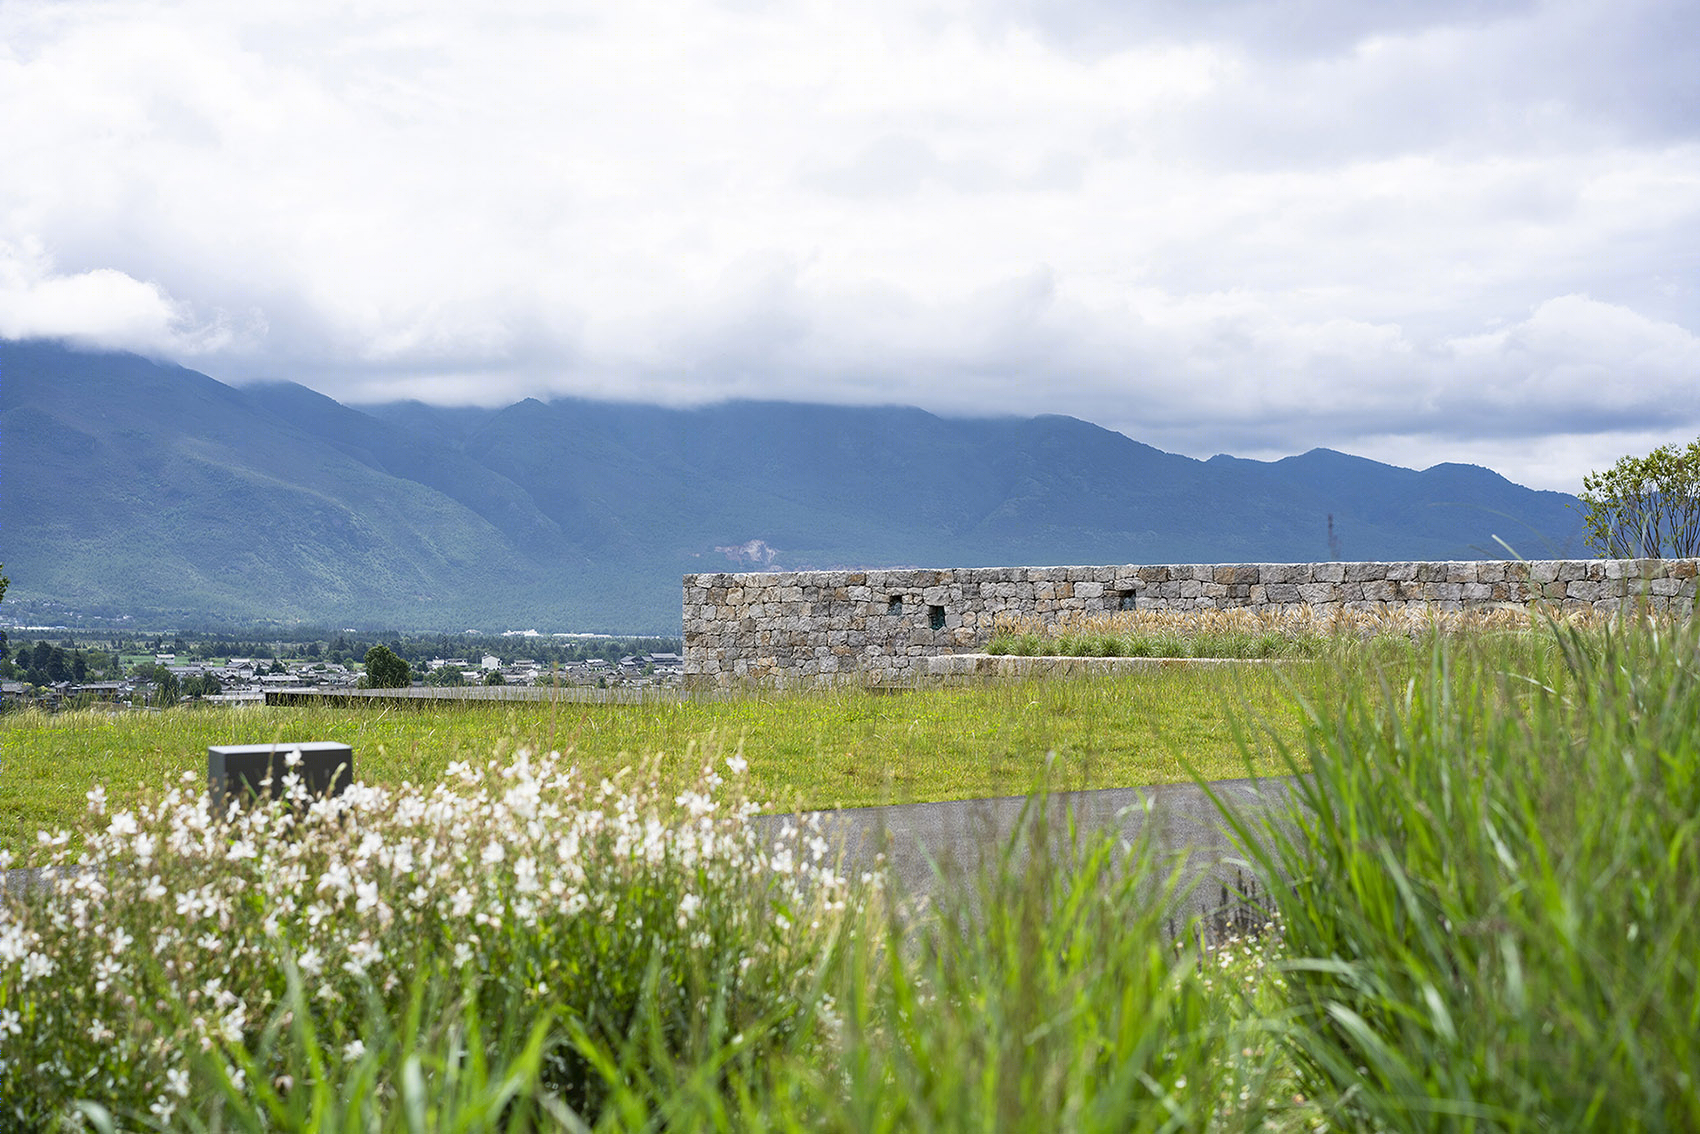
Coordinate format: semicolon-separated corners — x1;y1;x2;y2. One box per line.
0;745;863;1128
1209;610;1700;1131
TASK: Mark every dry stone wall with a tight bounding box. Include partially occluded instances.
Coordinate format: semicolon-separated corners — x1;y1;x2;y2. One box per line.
682;559;1700;686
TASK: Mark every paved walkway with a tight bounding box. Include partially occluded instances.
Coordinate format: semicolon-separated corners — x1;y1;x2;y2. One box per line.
757;776;1300;930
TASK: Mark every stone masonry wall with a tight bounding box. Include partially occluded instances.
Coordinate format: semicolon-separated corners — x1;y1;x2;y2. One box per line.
681;560;1700;686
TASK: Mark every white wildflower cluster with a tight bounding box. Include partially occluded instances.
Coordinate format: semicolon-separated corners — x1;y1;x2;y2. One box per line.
0;749;861;1123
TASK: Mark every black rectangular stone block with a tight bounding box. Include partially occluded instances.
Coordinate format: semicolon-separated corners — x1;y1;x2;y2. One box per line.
208;742;354;814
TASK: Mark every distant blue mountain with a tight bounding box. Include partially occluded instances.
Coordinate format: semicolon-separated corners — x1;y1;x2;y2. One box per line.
0;339;1584;632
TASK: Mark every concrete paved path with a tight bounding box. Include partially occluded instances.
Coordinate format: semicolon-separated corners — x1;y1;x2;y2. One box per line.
757;776;1301;933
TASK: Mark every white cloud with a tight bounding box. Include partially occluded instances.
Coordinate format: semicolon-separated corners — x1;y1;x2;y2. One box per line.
1;0;1697;493
0;238;244;353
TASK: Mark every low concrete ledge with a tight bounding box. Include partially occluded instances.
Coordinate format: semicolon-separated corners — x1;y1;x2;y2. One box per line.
921;653;1299;682
264;685;687;707
208;741;353;813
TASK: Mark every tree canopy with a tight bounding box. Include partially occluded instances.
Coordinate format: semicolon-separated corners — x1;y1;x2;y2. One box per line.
1579;439;1700;558
424;665;466;687
361;644;412;689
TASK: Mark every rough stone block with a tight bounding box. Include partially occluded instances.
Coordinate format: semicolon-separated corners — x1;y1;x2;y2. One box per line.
1297;582;1336;603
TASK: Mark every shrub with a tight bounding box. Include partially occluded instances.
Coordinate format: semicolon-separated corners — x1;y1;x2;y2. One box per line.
0;749;858;1128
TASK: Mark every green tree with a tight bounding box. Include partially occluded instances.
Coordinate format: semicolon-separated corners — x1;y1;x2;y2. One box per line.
424;665;466;687
483;669;506;686
361;644;412;689
153;668;180;707
1579;438;1700;558
182;673;223;698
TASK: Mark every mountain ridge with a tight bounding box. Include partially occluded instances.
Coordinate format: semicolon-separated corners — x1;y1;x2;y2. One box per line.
1;339;1585;632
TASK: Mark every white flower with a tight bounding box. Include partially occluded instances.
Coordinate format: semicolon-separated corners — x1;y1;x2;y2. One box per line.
343;1039;367;1061
93;955;123;994
725;754;748;775
19;952;55;983
297;947;323;977
0;923;30;965
285;748;303;768
345;937;383;977
514;856;539;894
166;1066;190;1098
86;785;108;815
319;861;354;898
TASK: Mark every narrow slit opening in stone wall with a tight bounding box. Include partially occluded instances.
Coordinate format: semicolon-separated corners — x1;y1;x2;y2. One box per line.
929;605;946;630
887;596;903;615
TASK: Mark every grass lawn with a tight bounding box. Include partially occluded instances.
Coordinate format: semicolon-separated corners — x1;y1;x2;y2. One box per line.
0;665;1320;861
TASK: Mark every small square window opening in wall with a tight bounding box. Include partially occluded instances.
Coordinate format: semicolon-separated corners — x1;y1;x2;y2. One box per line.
1117;590;1137;611
929;605;946;630
887;596;903;615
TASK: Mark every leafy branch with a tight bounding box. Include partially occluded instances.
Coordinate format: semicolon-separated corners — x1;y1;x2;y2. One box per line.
1577;438;1700;558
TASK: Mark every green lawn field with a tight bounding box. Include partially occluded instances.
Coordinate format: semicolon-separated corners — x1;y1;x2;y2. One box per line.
0;666;1319;861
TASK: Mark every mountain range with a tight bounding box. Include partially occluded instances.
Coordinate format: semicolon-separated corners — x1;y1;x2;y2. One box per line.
0;339;1585;633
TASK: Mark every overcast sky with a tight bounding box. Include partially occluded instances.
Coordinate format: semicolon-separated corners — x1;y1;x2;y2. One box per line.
3;0;1697;491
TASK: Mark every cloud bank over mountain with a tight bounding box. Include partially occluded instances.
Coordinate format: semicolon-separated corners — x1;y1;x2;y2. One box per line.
2;0;1696;491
